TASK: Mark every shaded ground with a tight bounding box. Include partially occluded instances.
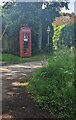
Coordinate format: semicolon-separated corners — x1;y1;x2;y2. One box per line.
0;62;58;119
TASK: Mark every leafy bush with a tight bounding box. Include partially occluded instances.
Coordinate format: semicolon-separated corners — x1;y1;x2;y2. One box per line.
27;49;75;119
60;23;75;47
52;23;75;49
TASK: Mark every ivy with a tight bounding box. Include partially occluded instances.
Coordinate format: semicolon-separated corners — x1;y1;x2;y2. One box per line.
52;24;65;49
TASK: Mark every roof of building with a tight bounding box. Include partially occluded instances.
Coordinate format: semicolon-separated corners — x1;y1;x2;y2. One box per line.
53;15;76;26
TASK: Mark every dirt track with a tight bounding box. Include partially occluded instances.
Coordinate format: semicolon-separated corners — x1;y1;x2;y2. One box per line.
0;62;58;119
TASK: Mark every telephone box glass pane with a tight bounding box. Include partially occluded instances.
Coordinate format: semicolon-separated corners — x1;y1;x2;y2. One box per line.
23;33;29;53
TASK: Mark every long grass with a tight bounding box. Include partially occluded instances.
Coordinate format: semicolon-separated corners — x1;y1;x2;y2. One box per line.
27;49;75;119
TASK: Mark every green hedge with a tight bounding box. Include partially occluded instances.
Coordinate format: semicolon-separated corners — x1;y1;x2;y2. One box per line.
52;23;75;49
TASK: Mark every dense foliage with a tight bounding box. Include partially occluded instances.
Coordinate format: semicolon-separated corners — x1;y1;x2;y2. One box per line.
60;23;75;47
27;49;75;119
52;23;75;49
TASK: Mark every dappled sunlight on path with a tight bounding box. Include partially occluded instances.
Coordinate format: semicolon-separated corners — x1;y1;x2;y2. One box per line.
2;62;42;99
12;81;29;87
1;62;56;119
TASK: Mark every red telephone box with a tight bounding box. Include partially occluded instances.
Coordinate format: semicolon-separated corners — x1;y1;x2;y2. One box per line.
20;27;32;57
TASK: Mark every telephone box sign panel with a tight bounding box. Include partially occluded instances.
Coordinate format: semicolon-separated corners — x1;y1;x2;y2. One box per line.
21;29;30;32
20;27;32;57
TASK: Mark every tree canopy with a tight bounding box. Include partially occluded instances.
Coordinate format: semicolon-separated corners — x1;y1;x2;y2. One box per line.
1;1;69;55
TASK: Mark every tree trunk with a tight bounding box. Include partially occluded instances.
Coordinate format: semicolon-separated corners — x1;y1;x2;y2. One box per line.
38;21;42;50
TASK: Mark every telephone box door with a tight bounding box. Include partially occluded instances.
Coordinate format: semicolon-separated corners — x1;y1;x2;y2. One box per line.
20;27;32;57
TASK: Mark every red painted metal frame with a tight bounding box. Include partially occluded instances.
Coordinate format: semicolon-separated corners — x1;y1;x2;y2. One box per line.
20;27;32;57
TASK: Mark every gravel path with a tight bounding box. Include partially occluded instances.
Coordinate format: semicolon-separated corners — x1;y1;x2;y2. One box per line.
0;62;58;119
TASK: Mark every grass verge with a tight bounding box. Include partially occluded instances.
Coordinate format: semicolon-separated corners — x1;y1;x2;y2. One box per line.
27;49;75;119
0;53;48;63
